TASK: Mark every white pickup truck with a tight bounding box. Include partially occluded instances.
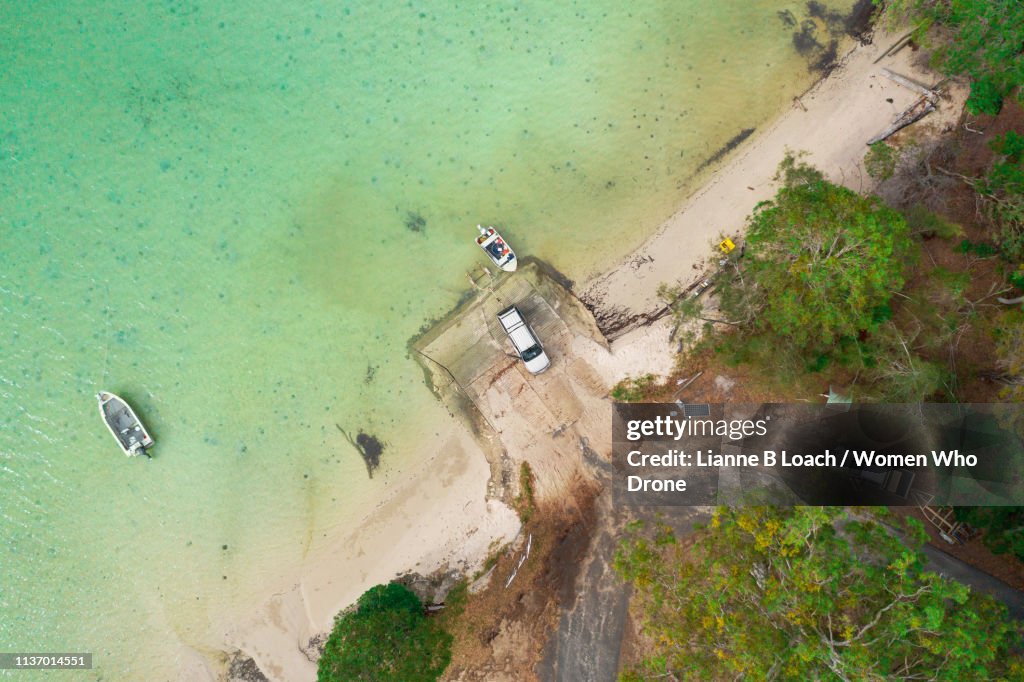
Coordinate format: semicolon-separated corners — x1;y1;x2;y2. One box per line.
497;305;551;375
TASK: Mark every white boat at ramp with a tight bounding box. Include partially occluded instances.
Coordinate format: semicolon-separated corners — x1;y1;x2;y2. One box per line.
97;391;154;457
476;224;517;272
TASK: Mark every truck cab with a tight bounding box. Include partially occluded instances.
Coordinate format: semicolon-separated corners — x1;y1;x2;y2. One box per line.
497;305;551;375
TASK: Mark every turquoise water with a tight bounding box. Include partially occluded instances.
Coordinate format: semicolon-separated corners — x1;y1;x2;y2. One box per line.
1;1;852;679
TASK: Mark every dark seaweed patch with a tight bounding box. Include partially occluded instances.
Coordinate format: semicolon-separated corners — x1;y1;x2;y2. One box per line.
812;39;840;73
793;20;823;56
355;432;383;476
844;0;876;40
807;0;870;36
777;9;797;28
696;127;755;173
404;211;426;233
789;0;875;73
227;652;269;682
806;1;839;24
336;424;384;477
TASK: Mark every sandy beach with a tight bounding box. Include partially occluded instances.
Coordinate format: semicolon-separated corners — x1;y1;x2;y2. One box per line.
215;27;967;682
215;426;521;681
581;29;967;338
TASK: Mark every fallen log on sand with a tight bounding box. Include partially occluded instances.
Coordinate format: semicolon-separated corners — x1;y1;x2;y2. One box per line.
880;68;938;102
867;95;936;145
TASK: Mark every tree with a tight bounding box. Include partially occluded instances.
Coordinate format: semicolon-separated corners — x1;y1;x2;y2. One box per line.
864;141;898;181
991;309;1024;439
981;132;1024;260
995;309;1024;394
317;583;452;682
884;0;1024;115
615;507;1022;680
954;506;1024;561
717;156;912;350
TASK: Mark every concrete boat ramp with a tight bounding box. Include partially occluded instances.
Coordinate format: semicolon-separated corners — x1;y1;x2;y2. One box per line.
412;260;680;682
411;260;630;504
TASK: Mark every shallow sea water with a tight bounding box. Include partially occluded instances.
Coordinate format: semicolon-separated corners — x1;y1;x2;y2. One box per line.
1;1;852;678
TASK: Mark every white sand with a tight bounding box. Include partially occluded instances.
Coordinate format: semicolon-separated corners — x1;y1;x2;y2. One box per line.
582;30;967;328
216;427;520;682
585;317;679;384
210;29;968;682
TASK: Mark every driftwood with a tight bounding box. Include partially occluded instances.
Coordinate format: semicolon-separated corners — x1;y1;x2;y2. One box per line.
866;67;942;145
880;68;939;102
979;371;1024;386
873;30;916;64
671;371;704;401
867;95;936;145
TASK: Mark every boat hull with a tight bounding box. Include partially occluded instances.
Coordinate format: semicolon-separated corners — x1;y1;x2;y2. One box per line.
97;391;154;457
476;226;518;272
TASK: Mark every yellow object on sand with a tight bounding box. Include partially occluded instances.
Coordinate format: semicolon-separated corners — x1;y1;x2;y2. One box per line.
719;238;736;254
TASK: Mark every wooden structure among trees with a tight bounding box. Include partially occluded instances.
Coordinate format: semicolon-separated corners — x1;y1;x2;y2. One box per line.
913;491;976;544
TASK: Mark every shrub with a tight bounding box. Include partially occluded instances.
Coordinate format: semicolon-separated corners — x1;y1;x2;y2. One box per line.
610;374;657;402
318;583;452;682
865;141;898;180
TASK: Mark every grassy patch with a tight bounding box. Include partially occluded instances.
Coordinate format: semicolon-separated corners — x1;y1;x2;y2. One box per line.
610;374;657;402
513;461;537;525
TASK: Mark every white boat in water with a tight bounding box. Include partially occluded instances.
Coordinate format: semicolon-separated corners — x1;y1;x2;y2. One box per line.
476;225;517;272
97;391;154;457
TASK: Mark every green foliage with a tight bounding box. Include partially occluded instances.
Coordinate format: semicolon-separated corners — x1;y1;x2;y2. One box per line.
993;310;1024;437
903;203;964;239
866;341;950;399
865;141;898;180
994;130;1024;159
318;583;452;682
718;155;912;351
514;461;537;524
1011;265;1024;291
981;132;1024;260
966;73;1006;116
806;352;831;373
999;229;1024;262
931;265;971;299
479;543;504;575
954;507;1024;561
958;239;998;257
983;132;1024;202
658;284;705;346
615;507;1023;680
885;0;1024;114
610;374;656;402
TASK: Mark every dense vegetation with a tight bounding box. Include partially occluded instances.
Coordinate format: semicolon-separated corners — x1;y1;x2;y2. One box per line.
318;583;452;682
994;306;1024;424
981;131;1024;261
663;155;955;400
714;155;913;352
616;507;1022;680
884;0;1024;115
641;141;1024;672
953;507;1024;562
611;12;1024;682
